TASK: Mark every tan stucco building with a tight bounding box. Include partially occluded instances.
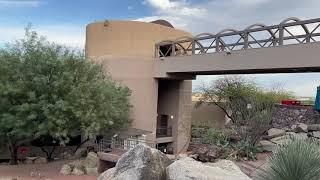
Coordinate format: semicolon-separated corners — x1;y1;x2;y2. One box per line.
85;20;193;153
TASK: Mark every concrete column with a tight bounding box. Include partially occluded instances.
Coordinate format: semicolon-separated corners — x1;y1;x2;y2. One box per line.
157;80;192;154
175;80;192;153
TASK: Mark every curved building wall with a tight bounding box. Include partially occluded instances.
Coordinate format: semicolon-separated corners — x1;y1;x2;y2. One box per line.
86;20;190;58
85;20;192;149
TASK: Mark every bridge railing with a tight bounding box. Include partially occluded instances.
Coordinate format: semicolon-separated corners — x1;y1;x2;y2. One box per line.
156;17;320;58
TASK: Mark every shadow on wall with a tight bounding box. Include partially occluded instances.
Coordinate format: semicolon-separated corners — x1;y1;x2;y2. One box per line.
191;102;227;128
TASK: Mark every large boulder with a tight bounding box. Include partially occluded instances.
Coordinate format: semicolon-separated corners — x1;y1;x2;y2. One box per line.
98;144;172;180
166;157;251;180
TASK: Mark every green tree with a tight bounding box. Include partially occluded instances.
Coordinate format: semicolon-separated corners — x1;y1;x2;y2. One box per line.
0;28;131;164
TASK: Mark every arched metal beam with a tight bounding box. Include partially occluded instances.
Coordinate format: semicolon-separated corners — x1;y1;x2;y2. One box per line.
245;23;276;38
279;17;310;44
280;17;310;34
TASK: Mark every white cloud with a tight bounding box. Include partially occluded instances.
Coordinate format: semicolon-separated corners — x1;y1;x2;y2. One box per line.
0;0;41;7
140;0;320;97
141;0;320;34
144;0;207;18
0;24;85;48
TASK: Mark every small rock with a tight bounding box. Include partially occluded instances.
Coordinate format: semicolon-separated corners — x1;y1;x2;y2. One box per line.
308;124;320;131
34;157;47;164
282;127;292;132
192;144;223;162
60;164;72;175
68;160;85;169
290;124;297;130
177;154;188;159
267;128;285;138
166;154;176;160
312;131;320;138
292;132;308;140
189;154;198;159
85;167;98;176
270;135;291;145
84;152;98;168
295;123;308;133
72;167;85;176
25;157;37;164
259;140;277;152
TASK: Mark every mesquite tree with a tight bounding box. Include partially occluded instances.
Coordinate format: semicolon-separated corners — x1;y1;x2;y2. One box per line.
0;28;131;164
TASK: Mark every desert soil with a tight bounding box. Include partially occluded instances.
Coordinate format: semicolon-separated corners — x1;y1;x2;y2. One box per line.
0;159;97;180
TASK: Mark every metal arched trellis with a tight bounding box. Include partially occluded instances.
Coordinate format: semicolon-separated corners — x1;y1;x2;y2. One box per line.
156;17;320;58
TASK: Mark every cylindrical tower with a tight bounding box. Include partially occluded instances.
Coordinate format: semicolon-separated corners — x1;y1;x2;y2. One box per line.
85;20;192;153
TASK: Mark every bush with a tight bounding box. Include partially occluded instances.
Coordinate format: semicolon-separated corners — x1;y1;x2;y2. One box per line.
257;139;320;180
191;127;208;138
232;139;263;160
202;128;230;148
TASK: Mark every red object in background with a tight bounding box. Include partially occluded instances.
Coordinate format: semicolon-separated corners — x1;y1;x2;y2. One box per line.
19;147;28;156
282;99;301;106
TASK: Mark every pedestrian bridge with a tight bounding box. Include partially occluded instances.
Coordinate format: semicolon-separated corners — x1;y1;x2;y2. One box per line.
154;17;320;79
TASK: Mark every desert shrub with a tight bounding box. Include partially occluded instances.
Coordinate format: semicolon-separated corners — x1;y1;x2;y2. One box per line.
191;127;208;138
257;139;320;180
194;76;289;160
232;139;263;160
202;128;230;148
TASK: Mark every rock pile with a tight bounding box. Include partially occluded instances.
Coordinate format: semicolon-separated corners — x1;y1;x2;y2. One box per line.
60;152;98;176
259;123;320;152
98;144;250;180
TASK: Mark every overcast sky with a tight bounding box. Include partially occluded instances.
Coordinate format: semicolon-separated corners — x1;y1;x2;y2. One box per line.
0;0;319;97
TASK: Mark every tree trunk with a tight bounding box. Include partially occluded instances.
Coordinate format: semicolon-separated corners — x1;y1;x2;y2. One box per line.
40;146;56;162
8;142;18;165
74;137;89;153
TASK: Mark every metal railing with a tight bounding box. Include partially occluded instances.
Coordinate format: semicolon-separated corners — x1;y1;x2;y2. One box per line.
156;127;173;138
156;17;320;58
97;138;157;153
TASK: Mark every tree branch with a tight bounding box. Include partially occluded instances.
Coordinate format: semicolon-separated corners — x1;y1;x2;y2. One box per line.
211;101;234;123
74;137;90;153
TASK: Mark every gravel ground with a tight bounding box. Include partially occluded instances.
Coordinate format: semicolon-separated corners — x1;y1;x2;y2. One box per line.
0;160;97;180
